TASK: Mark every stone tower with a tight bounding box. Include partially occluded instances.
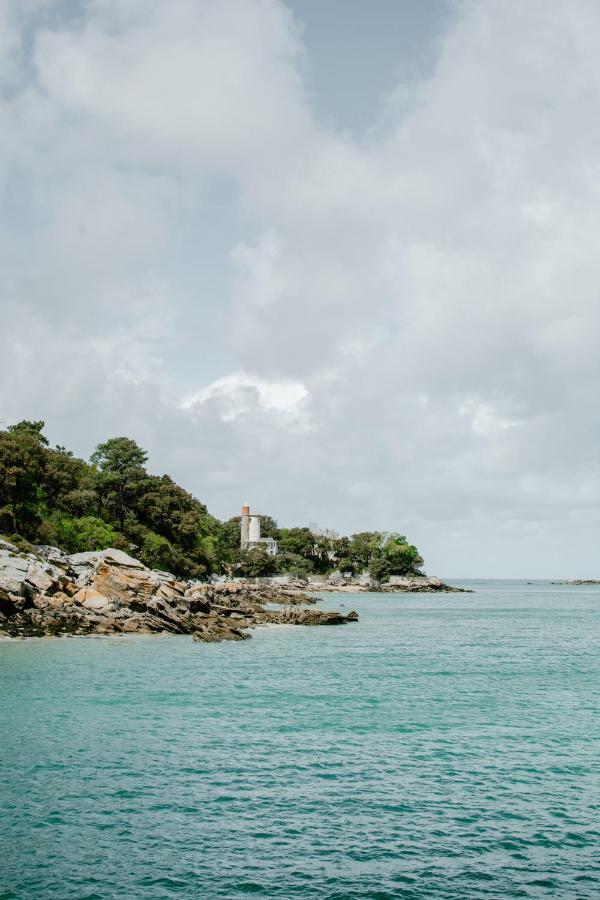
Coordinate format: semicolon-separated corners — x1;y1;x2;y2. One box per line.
241;502;250;549
239;503;278;555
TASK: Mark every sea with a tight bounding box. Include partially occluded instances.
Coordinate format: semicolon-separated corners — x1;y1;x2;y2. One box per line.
1;581;599;899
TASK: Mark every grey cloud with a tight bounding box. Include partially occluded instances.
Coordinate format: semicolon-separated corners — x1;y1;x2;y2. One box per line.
2;0;600;577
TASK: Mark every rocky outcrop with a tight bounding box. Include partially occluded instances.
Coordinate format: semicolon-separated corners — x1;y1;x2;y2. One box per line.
208;573;471;593
304;574;471;593
560;579;600;585
0;543;358;641
263;607;359;626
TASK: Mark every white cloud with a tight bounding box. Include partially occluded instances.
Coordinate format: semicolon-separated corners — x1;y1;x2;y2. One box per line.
180;372;310;430
34;0;311;172
3;0;600;576
458;399;519;438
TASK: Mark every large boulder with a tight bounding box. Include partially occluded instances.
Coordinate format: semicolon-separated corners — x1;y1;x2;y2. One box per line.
268;607;358;626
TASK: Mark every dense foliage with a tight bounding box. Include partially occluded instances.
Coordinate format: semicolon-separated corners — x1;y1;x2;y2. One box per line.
0;421;424;580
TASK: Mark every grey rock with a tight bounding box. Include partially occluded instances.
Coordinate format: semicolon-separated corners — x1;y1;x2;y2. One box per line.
0;539;18;553
101;548;145;569
67;551;102;567
0;545;361;640
275;607;358;626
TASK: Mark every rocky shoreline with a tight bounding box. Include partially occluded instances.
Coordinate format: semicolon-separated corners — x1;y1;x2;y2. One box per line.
0;540;358;642
220;573;471;593
303;575;471;593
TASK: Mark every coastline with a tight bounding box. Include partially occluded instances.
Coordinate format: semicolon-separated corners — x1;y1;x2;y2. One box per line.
1;539;473;642
0;540;358;642
219;573;472;594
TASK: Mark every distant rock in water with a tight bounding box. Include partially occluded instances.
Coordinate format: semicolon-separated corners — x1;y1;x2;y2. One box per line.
561;579;600;585
0;543;358;641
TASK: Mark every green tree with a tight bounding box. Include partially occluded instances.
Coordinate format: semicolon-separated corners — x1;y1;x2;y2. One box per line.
337;556;358;575
382;533;423;575
139;530;174;572
258;515;279;539
331;536;352;568
44;447;94;512
368;557;392;583
275;551;314;576
8;420;49;445
235;546;278;577
90;437;148;532
349;531;383;571
220;517;241;551
38;513;119;553
277;526;315;558
277;526;331;570
0;422;48;536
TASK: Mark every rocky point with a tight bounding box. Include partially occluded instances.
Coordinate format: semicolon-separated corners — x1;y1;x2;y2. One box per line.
0;540;358;642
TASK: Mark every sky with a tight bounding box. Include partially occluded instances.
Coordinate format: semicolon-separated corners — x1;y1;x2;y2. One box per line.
2;0;600;578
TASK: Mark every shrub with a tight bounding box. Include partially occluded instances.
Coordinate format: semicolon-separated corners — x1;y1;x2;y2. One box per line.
43;513;119;554
139;531;174;572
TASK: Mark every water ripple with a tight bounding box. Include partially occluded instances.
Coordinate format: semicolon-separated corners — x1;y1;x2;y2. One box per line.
2;581;600;897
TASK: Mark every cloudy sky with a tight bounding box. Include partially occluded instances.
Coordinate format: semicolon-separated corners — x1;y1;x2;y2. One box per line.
2;0;600;577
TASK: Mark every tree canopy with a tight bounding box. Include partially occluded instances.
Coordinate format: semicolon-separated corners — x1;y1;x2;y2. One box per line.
0;421;424;580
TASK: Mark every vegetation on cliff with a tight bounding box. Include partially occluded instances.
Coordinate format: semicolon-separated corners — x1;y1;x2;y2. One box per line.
0;420;424;580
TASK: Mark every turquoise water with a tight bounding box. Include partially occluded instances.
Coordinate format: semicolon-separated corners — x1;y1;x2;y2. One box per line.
2;581;600;899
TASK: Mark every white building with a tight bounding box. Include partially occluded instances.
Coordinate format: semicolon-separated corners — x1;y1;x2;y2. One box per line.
240;503;278;555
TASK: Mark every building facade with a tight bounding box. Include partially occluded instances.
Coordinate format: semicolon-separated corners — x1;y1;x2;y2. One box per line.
240;503;278;555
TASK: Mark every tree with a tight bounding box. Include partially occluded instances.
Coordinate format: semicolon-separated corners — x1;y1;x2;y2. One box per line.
139;531;174;572
220;517;241;551
90;437;148;532
235;546;278;577
312;534;333;573
0;424;48;536
38;513;119;553
135;474;198;543
337;556;358;575
258;515;279;539
58;488;98;518
275;551;314;576
44;447;94;511
277;527;334;573
331;536;352;568
277;527;315;558
382;534;423;575
8;420;49;445
349;532;383;571
368;557;392;583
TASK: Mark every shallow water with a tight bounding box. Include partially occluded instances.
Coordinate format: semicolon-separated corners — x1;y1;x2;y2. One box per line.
2;581;600;898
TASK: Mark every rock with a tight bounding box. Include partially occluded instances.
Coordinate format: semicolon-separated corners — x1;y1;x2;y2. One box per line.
101;548;146;569
33;545;65;563
0;553;31;595
305;573;472;593
68;551;103;568
0;545;362;640
192;617;251;642
24;562;60;595
563;579;600;585
0;539;18;553
382;576;471;593
49;591;71;609
73;588;111;611
275;607;359;626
